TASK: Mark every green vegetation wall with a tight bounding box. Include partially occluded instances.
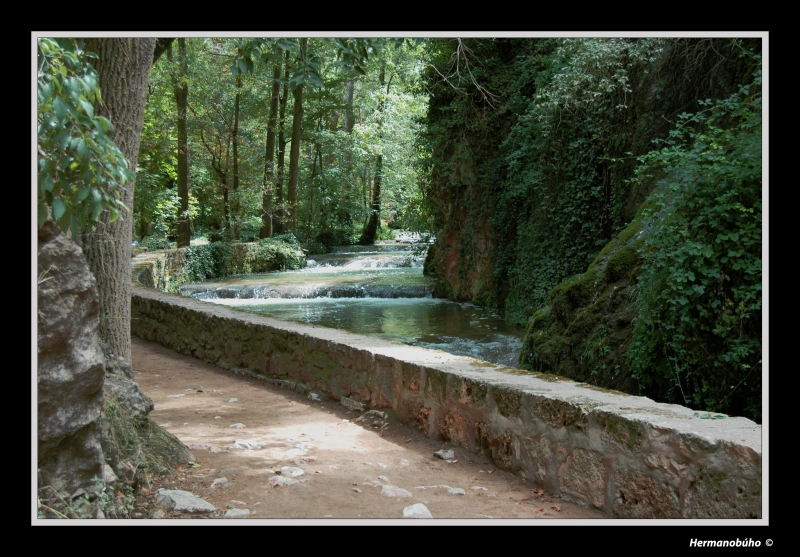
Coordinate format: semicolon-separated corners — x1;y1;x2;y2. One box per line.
421;38;762;421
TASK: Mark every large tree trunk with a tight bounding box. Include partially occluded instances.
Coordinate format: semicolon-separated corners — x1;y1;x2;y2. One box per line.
260;49;282;239
286;38;307;233
175;38;190;248
81;38;155;363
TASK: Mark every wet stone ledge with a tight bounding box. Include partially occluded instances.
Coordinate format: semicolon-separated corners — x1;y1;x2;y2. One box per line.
131;287;762;519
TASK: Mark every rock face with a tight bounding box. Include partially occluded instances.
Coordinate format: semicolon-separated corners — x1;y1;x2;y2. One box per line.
37;222;106;505
37;223;193;517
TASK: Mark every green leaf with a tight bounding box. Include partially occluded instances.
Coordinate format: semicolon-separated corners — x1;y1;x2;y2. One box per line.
78;98;94;119
41;175;54;193
52;198;66;220
52;97;68;122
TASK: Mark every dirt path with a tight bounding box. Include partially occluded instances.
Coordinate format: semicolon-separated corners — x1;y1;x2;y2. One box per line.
131;336;606;522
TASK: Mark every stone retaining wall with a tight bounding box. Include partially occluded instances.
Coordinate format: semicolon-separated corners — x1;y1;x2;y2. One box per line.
131;287;762;519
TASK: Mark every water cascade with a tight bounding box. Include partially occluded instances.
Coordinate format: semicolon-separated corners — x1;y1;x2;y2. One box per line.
180;243;524;367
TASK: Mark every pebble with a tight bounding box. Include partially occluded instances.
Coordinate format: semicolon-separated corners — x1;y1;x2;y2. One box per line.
229;423;245;429
226;398;238;403
434;449;455;460
281;466;305;477
403;503;433;518
380;485;412;498
155;489;215;514
234;439;265;449
211;477;228;487
268;475;301;488
167;394;185;398
224;508;250;517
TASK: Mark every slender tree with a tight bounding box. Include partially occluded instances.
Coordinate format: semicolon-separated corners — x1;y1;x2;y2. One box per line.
359;60;389;245
286;38;307;233
174;38;191;247
259;47;282;238
274;51;290;234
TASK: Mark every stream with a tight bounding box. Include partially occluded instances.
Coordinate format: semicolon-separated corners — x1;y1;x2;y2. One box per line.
179;243;524;367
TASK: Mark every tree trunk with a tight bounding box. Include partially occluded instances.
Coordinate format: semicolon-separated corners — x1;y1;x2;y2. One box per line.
274;52;290;235
359;62;387;245
175;38;191;248
231;67;242;240
260;49;282;239
80;38;155;363
286;38;306;233
344;79;355;133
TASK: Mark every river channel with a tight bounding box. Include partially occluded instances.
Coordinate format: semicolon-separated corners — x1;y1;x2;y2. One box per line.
179;244;524;367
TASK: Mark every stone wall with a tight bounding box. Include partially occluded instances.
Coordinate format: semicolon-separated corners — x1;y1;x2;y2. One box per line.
131;287;762;519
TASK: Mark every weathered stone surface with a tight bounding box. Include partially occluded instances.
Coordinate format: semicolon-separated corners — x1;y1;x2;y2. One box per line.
559;449;605;509
403;503;433;518
340;396;366;411
37;223;105;503
130;287;763;519
103;370;154;419
612;468;680;518
684;469;762;519
155;488;216;513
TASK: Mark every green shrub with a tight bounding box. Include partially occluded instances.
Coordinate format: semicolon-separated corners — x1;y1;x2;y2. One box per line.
627;66;762;421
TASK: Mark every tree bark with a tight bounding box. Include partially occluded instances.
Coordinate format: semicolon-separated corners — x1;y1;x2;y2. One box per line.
231;66;242;240
274;53;290;235
175;38;191;247
81;38;155;362
343;79;355;134
260;49;282;239
359;61;387;245
286;38;307;233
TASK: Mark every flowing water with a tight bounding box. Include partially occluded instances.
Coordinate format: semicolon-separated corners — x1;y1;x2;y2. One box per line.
179;243;524;367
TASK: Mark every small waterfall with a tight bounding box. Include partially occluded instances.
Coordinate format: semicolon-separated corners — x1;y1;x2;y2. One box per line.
180;243;523;367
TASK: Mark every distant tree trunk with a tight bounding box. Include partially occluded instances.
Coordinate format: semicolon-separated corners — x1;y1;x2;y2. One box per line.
359;62;387;245
175;38;191;247
80;38;155;362
344;79;355;133
274;52;290;235
260;49;282;239
231;66;242;240
286;38;306;233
